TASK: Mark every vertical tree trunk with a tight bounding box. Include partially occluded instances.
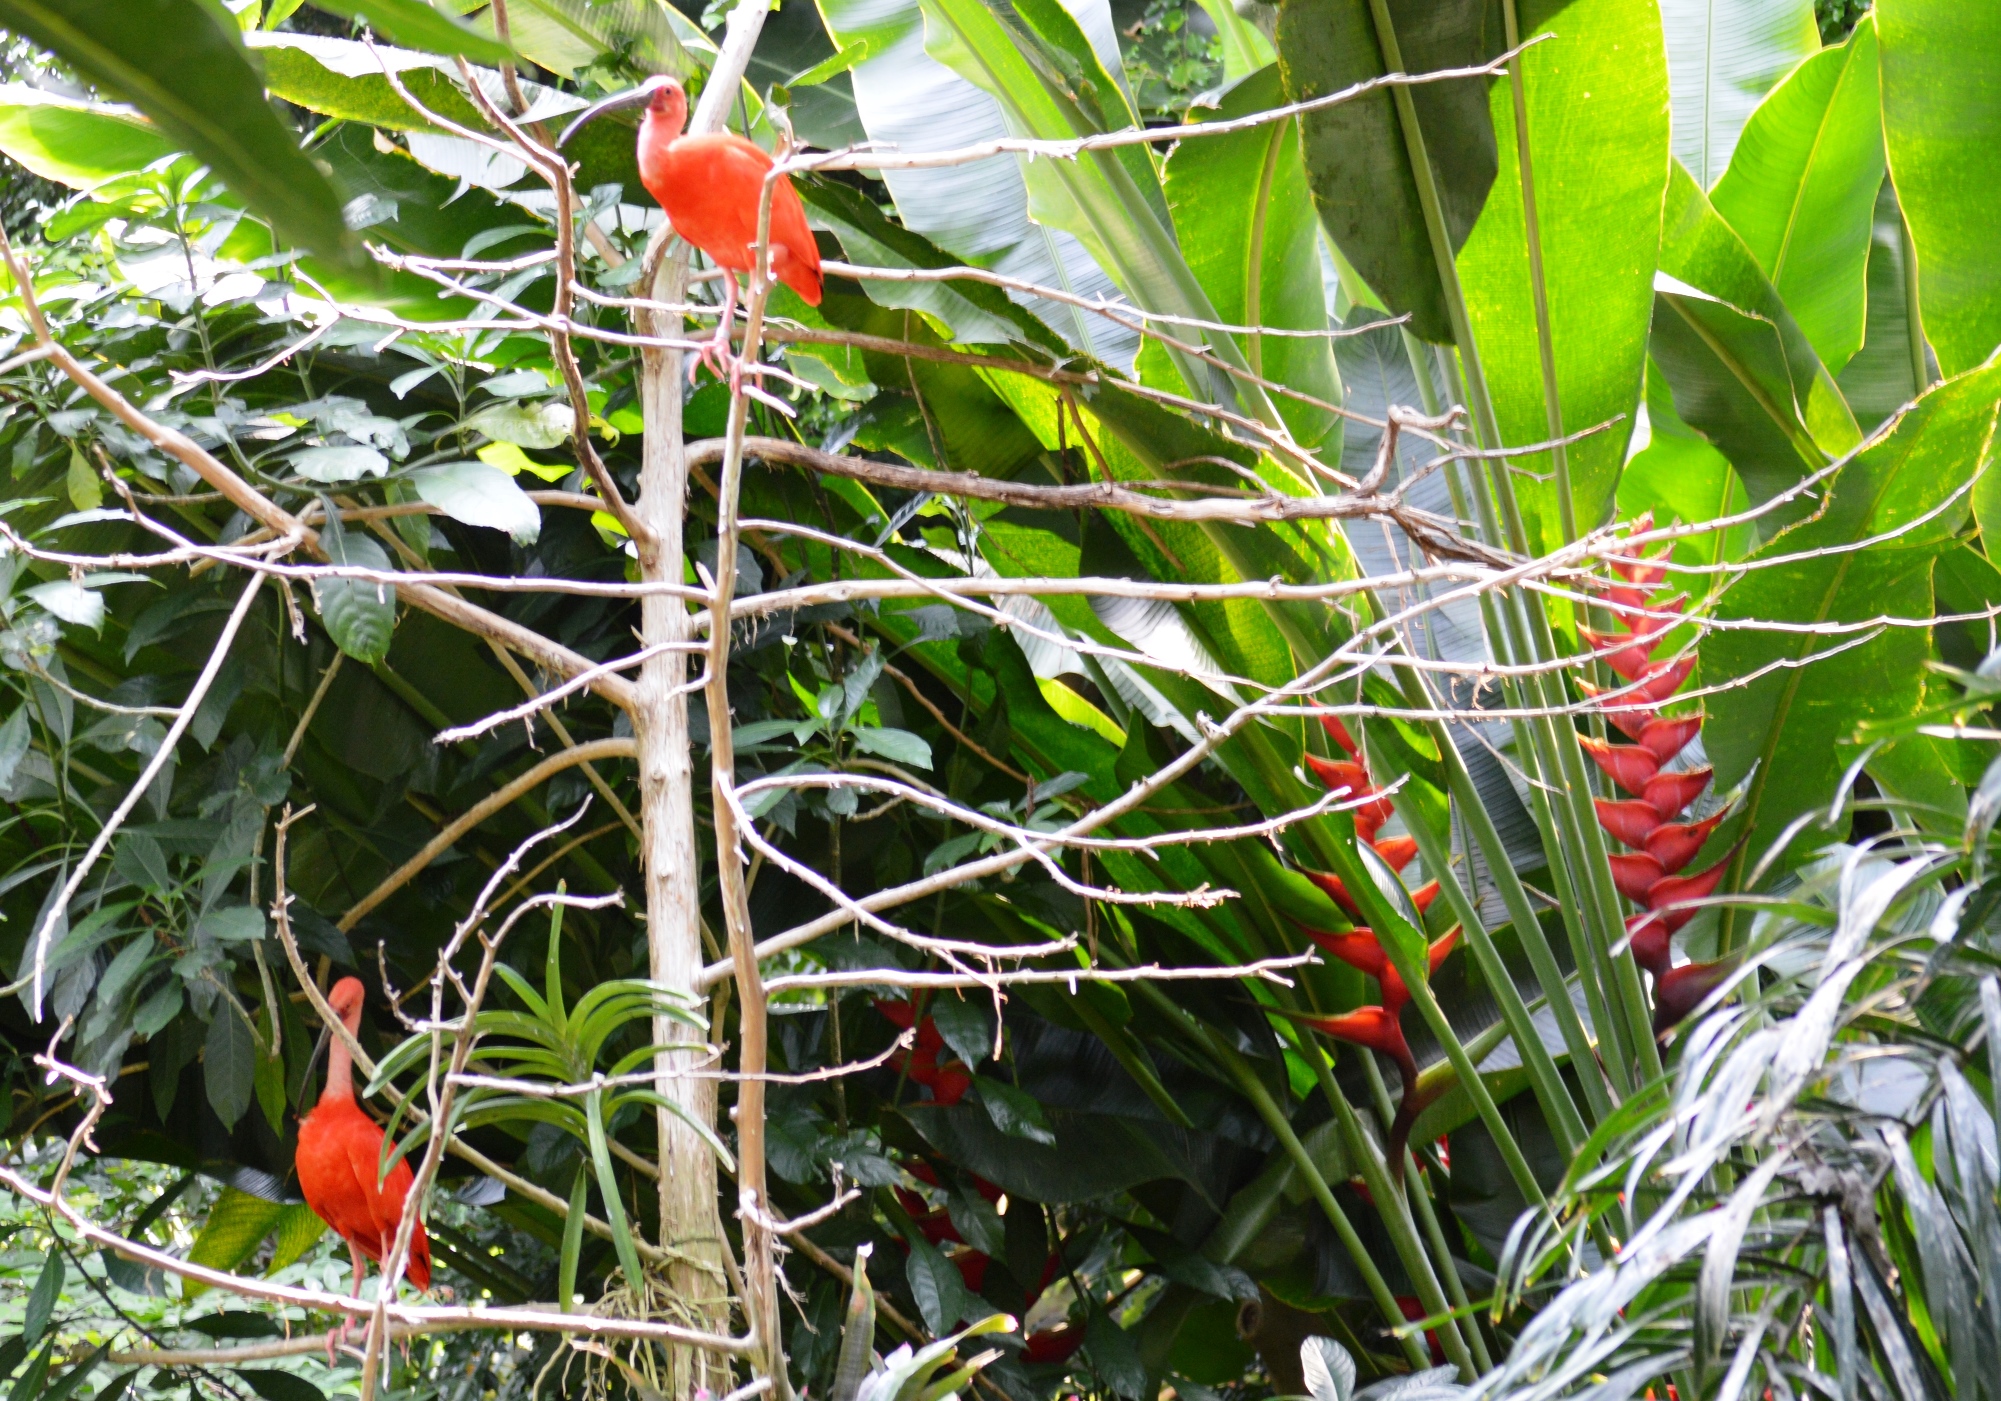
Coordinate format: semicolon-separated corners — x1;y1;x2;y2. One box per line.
636;254;731;1396
633;8;774;1389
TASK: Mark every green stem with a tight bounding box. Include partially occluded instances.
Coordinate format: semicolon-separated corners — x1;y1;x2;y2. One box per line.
1498;0;1573;544
1132;983;1429;1369
1378;720;1591;1150
1403;1153;1491;1370
1291;1028;1478;1377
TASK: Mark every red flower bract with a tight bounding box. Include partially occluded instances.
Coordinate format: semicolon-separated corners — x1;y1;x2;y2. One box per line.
1579;529;1742;1036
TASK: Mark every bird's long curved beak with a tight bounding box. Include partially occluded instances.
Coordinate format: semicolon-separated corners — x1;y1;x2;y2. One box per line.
557;88;653;148
295;1023;331;1118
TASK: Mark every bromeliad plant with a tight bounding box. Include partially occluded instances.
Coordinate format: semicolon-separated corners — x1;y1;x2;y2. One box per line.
371;900;725;1298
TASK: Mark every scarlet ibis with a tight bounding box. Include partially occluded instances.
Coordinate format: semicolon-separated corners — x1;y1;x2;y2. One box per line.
559;76;823;390
297;977;431;1361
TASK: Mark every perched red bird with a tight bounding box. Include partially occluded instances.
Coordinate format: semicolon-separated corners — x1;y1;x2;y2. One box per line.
560;75;823;390
297;977;431;1360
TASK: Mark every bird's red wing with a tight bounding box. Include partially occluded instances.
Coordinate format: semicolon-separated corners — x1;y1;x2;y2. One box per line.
657;134;821;303
339;1126;431;1290
297;1103;386;1249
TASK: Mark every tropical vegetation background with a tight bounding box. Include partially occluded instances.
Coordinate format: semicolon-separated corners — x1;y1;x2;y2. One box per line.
0;1;1996;1401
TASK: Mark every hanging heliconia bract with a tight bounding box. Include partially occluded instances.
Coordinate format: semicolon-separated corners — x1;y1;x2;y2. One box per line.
1579;522;1740;1034
1297;714;1460;1166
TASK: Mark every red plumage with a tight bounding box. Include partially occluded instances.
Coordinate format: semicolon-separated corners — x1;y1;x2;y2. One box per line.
298;978;431;1309
636;81;822;307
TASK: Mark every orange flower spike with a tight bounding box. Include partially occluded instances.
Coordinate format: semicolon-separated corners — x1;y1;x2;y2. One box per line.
1607;851;1667;902
1638;714;1705;764
1410;880;1442;916
1372;836;1419;872
1319;714;1362;757
1644;810;1727;875
1581;737;1662;797
1303;869;1361;917
1353;795;1397;842
1643;767;1712;820
1305;755;1372;796
1300;1006;1408;1059
1596;797;1665;848
1301;927;1389;980
1427;925;1460;978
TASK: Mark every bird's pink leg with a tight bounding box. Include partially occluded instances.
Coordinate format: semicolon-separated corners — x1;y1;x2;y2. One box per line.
693;271;740;388
327;1240;367;1367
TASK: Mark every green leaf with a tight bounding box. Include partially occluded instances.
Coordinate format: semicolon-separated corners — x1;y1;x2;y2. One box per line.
914;0;1262;409
1661;0;1819;188
1706;362;2001;869
1709;17;1884;373
1878;0;2001;376
972;1074;1055;1144
296;0;511;60
27;581;105;632
22;1254;61;1344
184;1186;285;1297
929;993;993;1068
265;1203;328;1274
7;1343;51;1401
1275;0;1499;342
1085;1310;1148;1400
40;1347;105;1401
65;446;101;512
312;514;397;665
1651;160;1861;525
1838;179;1929;431
1455;0;1670;551
233;1370;328;1401
1163;64;1341;452
901;1230;981;1335
463;400;575;451
291;446;390;483
0;88;176;187
204;1002;257;1130
0;0;358;266
0;707;32;791
817;0;1139;364
849;726;932;769
412;461;542;545
196;907;266;943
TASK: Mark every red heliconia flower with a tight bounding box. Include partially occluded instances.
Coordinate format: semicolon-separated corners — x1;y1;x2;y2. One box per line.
1304;755;1371;796
1303;869;1441;919
1023;1325;1086;1366
1626;911;1673;978
1372;835;1419;871
1644;810;1727;874
1608;852;1667;902
1644;846;1740;927
1638;714;1704;764
1319;713;1362;758
874;999;973;1105
1643;768;1712;820
1300;925;1459;1014
1580;527;1750;1036
1576;680;1656;740
1578;624;1673;682
1300;1005;1407;1058
1596;798;1665;848
1652;958;1734;1035
1581;736;1661;796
